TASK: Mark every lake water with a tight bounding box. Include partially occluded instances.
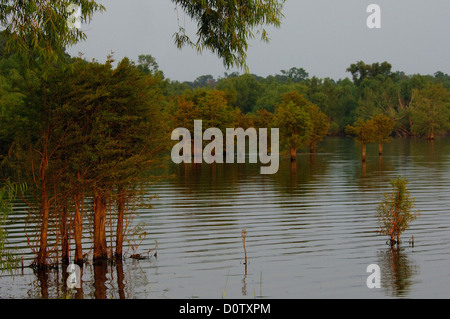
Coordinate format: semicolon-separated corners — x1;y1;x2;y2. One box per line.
1;137;450;299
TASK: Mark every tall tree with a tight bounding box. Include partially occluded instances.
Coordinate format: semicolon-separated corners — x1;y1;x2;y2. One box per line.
273;92;312;161
371;114;395;155
346;118;377;162
196;89;235;130
278;67;309;82
346;61;392;86
217;73;262;113
192;75;216;88
410;83;450;140
136;54;164;78
307;104;330;153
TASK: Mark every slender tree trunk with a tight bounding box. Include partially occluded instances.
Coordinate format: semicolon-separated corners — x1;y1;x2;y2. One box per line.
428;127;435;140
93;189;107;262
37;82;51;268
309;143;315;154
37;152;49;268
73;192;84;265
290;146;297;162
61;204;69;265
115;189;126;260
361;144;367;162
101;197;107;259
378;142;383;156
390;206;398;245
37;269;49;299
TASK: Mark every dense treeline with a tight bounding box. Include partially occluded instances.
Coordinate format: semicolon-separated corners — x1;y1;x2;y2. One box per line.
165;59;450;161
2;39;450;269
170;61;450;139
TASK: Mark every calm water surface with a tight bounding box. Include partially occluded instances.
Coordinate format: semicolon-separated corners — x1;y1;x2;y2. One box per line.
1;137;450;298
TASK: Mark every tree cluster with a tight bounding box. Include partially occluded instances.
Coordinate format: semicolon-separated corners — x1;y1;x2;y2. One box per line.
0;43;168;268
345;114;395;161
171;61;450;163
173;61;450;141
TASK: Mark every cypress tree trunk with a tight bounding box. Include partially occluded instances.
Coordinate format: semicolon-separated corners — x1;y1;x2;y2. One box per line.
378;142;383;156
61;204;69;265
115;189;126;260
37;152;49;268
73;192;84;265
428;127;435;140
389;204;399;245
93;190;107;262
36;81;51;269
37;269;49;299
290;146;297;162
361;144;367;162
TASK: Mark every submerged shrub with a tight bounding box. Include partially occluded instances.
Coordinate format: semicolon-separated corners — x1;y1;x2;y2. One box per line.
377;176;419;246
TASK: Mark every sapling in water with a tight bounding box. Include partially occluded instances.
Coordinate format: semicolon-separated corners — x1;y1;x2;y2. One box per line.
377;176;419;246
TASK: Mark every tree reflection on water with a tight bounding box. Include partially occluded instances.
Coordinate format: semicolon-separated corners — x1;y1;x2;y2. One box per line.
377;246;419;297
28;259;150;299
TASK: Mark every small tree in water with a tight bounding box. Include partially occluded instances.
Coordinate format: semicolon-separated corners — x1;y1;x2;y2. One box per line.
377;177;419;246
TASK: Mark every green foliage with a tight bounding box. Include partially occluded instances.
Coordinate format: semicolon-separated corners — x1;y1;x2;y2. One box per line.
345;118;377;146
332;78;358;133
0;50;169;265
136;54;164;78
0;0;104;61
410;83;450;139
196;89;235;130
346;61;393;85
192;74;216;88
2;0;285;72
273;92;313;152
172;0;285;70
51;56;169;192
253;109;274;129
356;77;398;120
377;177;419;245
217;73;263;113
277;67;309;83
171;96;201;132
346;113;394;158
307;104;330;152
173;88;235;131
371;114;395;145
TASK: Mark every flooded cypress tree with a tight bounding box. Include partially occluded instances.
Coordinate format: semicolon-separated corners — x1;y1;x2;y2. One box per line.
273;92;313;161
345;118;377;162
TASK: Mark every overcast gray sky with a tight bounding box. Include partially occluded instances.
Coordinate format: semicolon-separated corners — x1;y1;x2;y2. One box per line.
67;0;450;82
